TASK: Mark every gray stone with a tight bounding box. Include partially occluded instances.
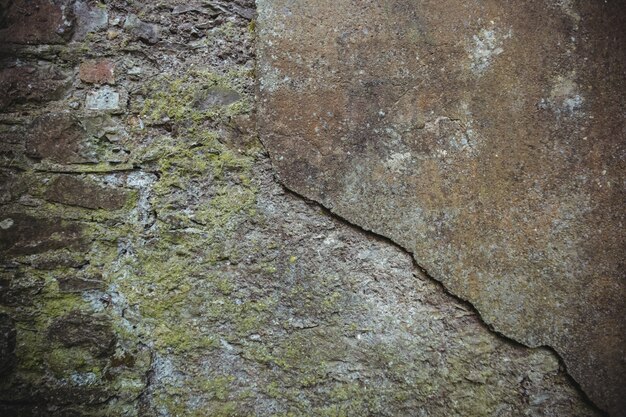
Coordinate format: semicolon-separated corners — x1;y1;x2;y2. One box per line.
193;86;241;110
85;87;121;112
73;1;109;41
123;14;160;44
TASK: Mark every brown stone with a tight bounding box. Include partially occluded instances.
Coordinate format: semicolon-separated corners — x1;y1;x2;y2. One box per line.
47;311;115;356
0;270;46;307
257;0;626;414
79;60;116;85
57;272;104;293
0;0;74;45
25;113;91;164
44;175;131;210
0;214;85;256
0;66;71;111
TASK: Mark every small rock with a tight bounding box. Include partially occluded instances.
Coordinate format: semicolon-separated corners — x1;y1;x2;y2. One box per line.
124;14;160;44
79;59;116;85
193;86;241;110
85;86;121;112
127;67;142;76
73;1;109;41
0;218;14;230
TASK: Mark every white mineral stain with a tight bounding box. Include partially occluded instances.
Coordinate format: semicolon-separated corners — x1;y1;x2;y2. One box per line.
384;152;413;173
469;27;512;74
545;74;585;115
0;218;14;229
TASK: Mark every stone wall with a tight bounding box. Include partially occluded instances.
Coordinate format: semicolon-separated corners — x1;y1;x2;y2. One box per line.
0;1;608;416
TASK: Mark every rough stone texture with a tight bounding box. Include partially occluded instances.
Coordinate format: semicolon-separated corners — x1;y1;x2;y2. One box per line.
0;214;85;256
0;0;606;416
0;313;16;375
79;59;116;85
44;175;132;210
48;311;116;356
72;0;109;41
257;1;626;414
124;14;161;44
85;86;123;112
24;112;90;164
0;65;71;110
0;0;75;45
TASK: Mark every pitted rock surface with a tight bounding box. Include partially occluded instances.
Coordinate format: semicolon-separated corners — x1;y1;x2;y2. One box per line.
257;0;626;414
0;0;615;415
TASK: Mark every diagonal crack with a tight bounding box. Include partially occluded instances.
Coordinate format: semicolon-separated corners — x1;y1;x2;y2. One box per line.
265;155;605;416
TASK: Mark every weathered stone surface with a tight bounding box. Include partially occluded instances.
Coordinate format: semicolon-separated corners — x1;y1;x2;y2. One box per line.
24;112;130;164
0;0;74;44
57;271;104;293
44;175;131;210
79;60;116;85
0;270;46;307
0;65;71;110
48;311;115;356
25;113;90;164
193;86;241;110
257;0;626;414
0;0;606;415
72;0;108;41
85;86;122;112
0;214;85;256
0;313;16;375
123;14;160;44
0;170;28;204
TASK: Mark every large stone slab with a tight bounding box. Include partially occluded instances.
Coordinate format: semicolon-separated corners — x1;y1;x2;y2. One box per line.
0;0;74;45
257;0;626;414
